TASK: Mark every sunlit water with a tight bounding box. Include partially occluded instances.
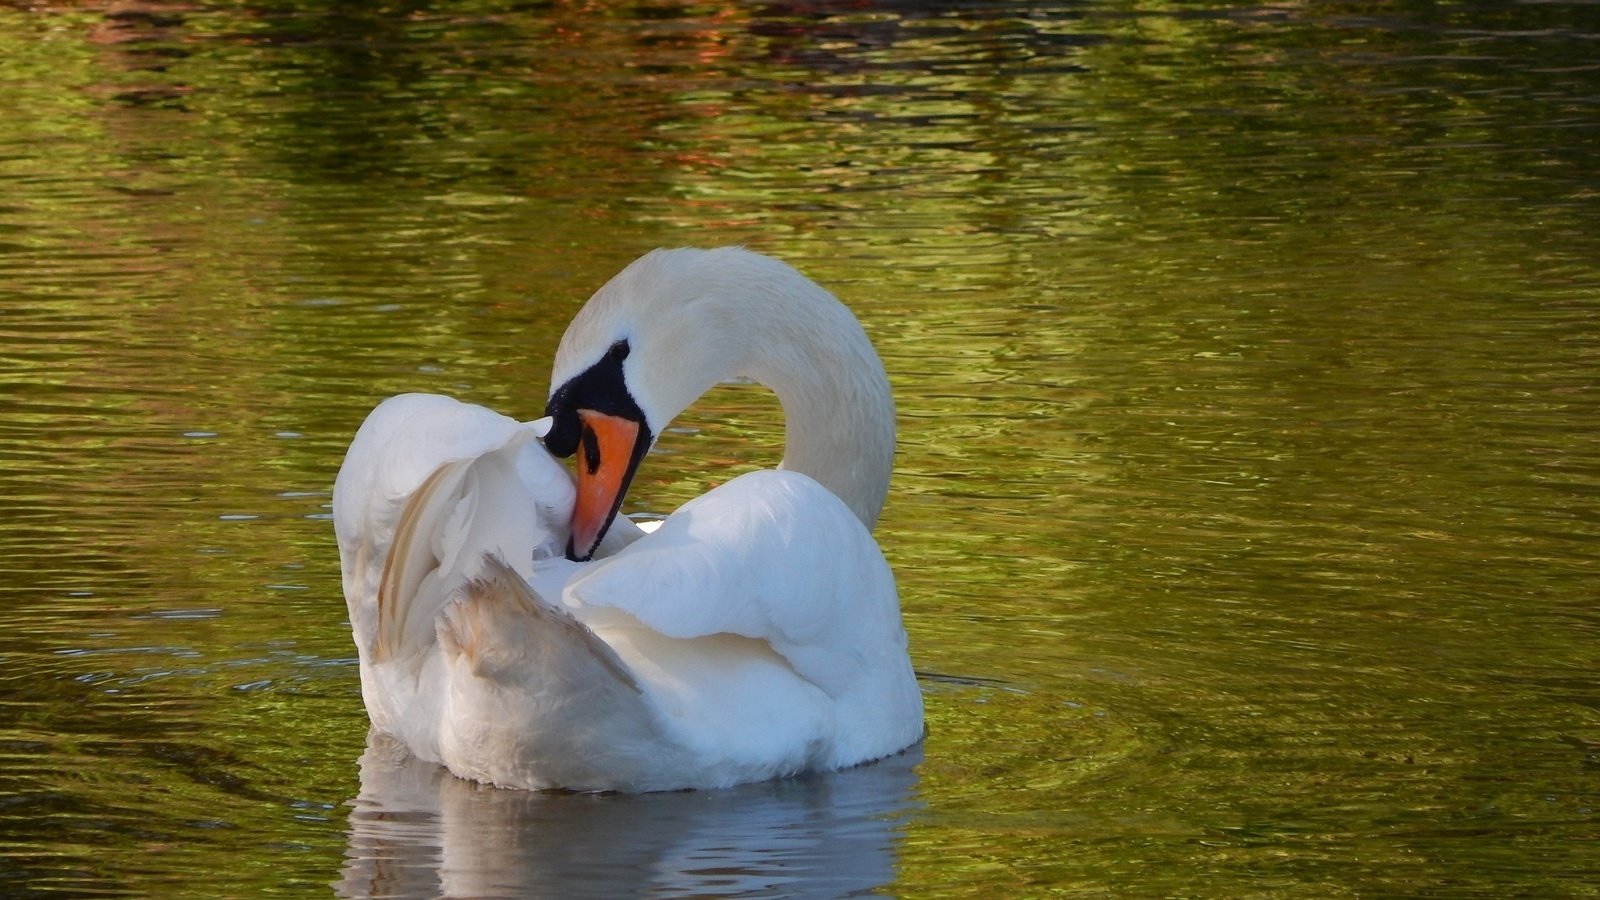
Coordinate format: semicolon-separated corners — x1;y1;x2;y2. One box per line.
2;2;1597;896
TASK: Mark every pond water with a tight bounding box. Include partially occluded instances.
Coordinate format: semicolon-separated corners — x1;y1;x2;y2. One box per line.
2;1;1597;895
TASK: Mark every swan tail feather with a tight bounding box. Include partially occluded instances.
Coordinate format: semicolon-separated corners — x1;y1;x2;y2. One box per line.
439;554;640;693
435;554;674;790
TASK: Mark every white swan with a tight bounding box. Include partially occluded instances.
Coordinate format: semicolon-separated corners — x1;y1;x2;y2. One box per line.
332;247;923;792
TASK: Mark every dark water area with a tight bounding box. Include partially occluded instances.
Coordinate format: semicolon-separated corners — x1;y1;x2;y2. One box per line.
1;1;1596;895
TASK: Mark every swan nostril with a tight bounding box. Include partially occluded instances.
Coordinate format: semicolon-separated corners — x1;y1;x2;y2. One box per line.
581;423;602;475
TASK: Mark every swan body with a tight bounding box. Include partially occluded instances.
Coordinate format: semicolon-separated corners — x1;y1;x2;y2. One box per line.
333;248;923;792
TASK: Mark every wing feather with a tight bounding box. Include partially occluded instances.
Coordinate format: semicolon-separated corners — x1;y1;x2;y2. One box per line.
560;470;906;701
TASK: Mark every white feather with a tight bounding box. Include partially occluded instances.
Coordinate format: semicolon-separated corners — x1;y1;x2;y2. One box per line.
332;249;924;792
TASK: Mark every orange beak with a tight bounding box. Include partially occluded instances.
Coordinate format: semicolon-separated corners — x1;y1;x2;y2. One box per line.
568;409;646;561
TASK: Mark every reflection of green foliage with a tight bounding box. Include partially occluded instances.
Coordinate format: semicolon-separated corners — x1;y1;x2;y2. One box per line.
0;1;1596;895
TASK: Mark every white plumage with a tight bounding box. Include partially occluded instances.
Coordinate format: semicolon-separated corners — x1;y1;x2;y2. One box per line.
333;248;923;792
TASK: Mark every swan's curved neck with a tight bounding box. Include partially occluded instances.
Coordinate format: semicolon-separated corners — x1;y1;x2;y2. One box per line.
738;306;895;530
556;248;896;529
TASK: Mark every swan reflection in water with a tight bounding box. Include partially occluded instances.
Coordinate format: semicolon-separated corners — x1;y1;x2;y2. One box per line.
337;731;923;898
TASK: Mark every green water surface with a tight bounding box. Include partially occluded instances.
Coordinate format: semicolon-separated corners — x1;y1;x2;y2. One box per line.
1;2;1596;896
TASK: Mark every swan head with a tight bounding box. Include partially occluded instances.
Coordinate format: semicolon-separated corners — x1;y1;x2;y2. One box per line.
541;337;654;561
542;247;893;562
541;248;755;561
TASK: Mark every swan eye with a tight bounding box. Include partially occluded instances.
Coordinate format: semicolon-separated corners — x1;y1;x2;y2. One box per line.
606;340;630;362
